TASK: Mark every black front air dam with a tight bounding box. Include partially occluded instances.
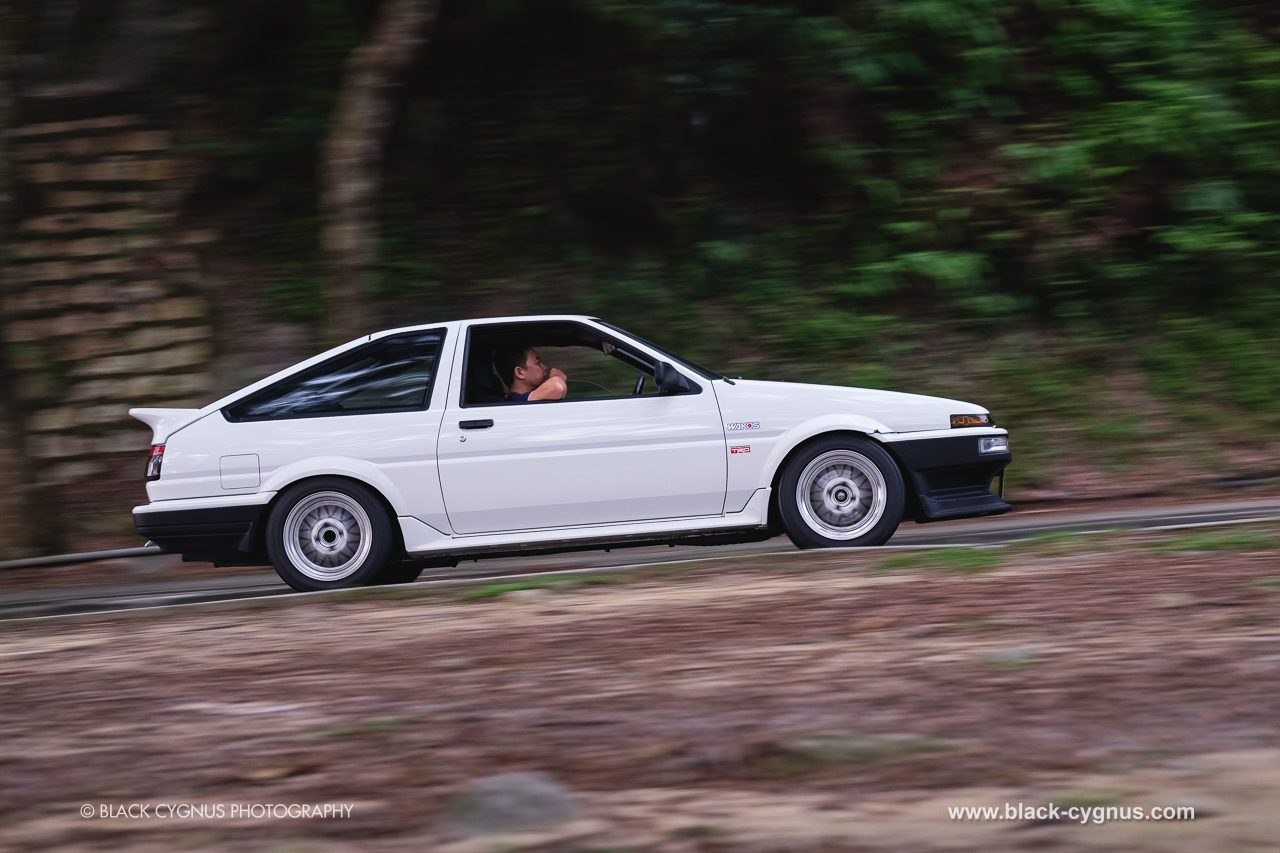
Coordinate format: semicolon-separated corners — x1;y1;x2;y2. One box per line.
133;503;267;561
885;434;1012;522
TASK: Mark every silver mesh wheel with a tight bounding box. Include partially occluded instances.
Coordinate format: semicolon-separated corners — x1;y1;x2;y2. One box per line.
282;491;373;581
794;450;888;541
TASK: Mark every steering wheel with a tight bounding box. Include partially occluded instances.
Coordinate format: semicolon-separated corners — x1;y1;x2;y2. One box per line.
632;373;646;396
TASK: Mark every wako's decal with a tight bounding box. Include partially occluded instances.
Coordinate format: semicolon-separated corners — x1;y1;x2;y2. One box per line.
726;421;760;431
730;445;751;455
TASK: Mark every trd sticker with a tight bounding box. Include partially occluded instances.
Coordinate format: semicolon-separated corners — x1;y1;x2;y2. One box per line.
726;421;760;431
730;445;751;454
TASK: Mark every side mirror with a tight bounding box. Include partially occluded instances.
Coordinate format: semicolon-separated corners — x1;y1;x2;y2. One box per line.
653;361;694;394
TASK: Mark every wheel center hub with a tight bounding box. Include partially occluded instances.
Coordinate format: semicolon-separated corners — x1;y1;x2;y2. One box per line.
824;478;859;511
311;518;348;553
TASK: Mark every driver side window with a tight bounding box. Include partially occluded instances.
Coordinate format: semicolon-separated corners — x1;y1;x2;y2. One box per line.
462;322;662;406
541;345;660;399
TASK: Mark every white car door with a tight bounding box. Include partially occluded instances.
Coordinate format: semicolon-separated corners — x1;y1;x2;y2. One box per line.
436;340;727;535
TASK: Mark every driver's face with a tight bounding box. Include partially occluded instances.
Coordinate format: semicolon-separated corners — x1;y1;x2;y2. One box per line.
518;348;550;386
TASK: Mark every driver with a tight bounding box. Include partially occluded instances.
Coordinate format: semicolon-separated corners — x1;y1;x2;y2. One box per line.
496;346;568;402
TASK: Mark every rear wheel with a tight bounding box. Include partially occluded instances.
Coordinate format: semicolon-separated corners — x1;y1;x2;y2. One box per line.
777;436;905;549
266;478;394;591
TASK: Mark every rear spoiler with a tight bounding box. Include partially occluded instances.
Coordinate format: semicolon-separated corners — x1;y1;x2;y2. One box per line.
129;408;203;444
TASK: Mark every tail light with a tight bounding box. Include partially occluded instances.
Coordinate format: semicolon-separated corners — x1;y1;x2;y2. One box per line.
146;444;165;481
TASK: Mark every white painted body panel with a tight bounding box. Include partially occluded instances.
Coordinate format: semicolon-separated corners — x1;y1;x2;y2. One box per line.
128;407;202;444
143;407;452;532
137;325;460;536
397;487;770;554
877;426;1007;443
130;314;1004;557
133;490;275;517
437;392;727;534
219;454;261;489
436;316;727;534
712;379;996;511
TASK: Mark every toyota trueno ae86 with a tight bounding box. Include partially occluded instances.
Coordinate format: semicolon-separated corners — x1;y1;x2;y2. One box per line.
131;315;1011;591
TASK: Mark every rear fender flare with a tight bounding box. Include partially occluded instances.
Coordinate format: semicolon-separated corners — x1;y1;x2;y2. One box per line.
260;457;410;515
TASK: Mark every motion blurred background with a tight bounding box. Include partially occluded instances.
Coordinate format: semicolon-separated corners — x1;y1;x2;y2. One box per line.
1;0;1278;558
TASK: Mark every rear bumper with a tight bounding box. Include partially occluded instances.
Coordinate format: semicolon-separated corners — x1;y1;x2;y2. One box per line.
133;502;268;563
883;433;1012;522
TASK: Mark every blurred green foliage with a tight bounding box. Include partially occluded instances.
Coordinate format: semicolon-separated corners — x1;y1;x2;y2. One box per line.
165;0;1279;488
175;1;1280;316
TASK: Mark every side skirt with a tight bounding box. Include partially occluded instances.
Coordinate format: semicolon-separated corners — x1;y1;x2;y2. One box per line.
404;525;776;567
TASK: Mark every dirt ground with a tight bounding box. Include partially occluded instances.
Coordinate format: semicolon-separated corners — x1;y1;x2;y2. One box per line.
2;526;1279;851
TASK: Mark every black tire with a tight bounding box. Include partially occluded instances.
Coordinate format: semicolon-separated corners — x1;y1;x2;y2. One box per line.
776;435;905;549
376;562;425;585
265;477;395;591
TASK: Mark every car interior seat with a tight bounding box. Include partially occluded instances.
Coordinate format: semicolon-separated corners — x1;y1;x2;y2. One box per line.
466;347;510;404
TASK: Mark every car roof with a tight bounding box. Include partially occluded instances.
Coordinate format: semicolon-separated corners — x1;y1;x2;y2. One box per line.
371;314;602;340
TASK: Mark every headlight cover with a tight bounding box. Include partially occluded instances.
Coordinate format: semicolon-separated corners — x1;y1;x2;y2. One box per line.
950;413;994;428
978;436;1009;455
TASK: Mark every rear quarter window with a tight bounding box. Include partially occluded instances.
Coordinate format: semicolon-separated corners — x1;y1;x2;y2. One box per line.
224;329;446;422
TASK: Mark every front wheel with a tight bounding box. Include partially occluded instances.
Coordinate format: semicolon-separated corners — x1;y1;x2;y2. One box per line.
265;478;395;591
777;436;905;548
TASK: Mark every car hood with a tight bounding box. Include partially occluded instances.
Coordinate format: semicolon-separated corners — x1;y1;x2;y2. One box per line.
717;379;985;433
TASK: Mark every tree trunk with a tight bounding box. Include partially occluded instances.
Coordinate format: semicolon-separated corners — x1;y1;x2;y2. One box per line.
320;0;438;345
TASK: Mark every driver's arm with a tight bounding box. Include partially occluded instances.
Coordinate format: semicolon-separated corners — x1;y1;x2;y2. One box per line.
529;368;568;401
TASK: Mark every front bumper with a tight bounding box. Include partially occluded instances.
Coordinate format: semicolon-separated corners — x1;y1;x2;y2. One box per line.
883;433;1012;522
133;503;268;563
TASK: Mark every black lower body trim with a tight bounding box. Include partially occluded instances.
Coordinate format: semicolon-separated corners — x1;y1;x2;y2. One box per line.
407;525;776;564
885;435;1012;522
134;503;268;563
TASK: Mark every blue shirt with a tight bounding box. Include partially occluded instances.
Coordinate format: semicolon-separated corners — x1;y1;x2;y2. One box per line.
507;390;532;402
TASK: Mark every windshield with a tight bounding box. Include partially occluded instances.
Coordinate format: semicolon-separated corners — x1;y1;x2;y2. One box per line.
592;320;722;380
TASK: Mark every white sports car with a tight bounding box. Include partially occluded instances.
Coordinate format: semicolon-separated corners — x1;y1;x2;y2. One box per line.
131;315;1011;591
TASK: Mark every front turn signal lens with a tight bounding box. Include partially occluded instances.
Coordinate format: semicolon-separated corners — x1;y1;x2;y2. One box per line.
950;413;993;428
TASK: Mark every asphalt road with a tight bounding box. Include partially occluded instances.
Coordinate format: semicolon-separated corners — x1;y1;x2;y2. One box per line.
4;496;1279;621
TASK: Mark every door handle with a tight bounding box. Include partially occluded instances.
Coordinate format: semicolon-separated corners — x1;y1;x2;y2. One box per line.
459;419;494;430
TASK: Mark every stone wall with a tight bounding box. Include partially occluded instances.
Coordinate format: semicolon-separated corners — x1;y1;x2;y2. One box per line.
0;401;25;558
1;114;217;553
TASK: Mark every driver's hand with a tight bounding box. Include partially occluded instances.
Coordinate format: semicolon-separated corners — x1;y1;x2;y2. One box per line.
550;367;567;381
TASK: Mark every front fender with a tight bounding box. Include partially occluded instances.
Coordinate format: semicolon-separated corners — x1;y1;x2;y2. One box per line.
759;414;893;485
724;413;891;514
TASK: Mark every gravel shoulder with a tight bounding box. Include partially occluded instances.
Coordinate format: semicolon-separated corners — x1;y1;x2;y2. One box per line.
2;525;1279;851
